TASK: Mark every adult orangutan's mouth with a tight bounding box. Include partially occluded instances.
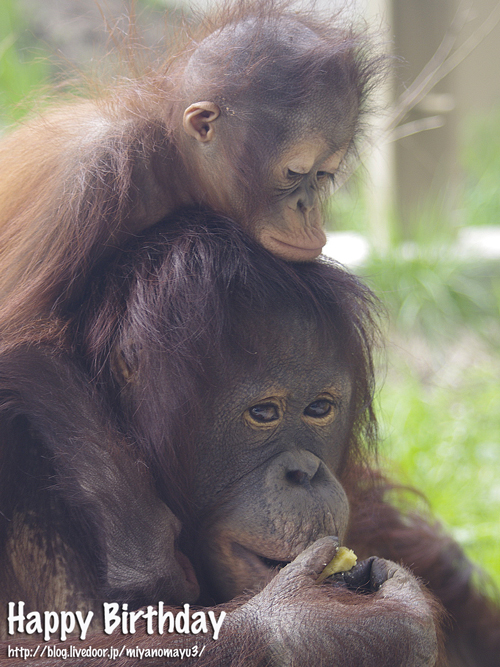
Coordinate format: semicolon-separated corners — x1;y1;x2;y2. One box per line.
256;554;290;571
232;542;291;575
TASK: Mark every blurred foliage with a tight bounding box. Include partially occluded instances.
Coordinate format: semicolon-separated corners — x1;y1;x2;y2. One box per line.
327;169;370;235
0;0;50;124
329;109;500;345
460;109;500;228
377;361;500;588
329;110;500;588
360;112;500;588
360;248;500;344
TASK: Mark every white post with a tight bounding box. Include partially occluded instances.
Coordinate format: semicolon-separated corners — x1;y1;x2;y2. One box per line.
363;0;395;252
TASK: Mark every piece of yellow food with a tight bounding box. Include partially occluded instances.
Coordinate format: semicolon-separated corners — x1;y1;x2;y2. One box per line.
317;547;357;583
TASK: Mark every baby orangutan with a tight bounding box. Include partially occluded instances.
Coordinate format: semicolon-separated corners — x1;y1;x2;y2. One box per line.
0;0;380;339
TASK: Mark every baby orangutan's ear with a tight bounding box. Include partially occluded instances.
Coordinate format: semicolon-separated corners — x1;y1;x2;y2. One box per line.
182;102;221;142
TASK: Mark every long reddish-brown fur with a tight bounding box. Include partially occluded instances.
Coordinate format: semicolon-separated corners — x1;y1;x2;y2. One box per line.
0;0;380;343
0;211;498;664
346;472;500;667
74;211;498;665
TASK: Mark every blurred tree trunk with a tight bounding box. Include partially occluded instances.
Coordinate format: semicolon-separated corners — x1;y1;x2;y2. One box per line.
392;0;458;239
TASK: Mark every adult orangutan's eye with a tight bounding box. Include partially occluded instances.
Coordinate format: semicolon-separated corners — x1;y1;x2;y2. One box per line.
248;403;280;423
304;399;332;418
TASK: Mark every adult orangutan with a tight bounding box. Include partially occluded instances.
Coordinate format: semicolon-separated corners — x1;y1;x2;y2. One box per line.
1;212;499;666
0;0;383;620
0;0;381;341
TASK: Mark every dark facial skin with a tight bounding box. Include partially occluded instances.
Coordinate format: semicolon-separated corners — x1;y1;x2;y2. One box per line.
255;139;347;260
182;107;348;261
178;16;360;262
192;323;353;602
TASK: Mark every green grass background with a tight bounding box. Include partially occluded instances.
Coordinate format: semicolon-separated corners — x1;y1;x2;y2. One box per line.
378;356;500;587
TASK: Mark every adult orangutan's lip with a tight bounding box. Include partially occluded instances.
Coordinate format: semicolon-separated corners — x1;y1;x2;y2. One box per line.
232;542;291;573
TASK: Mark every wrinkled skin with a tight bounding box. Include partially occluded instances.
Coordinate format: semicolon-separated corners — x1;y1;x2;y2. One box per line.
0;214;443;664
0;6;372;346
0;341;439;665
228;537;439;667
179;18;358;262
113;315;440;666
182;107;348;260
189;321;353;600
256;139;347;260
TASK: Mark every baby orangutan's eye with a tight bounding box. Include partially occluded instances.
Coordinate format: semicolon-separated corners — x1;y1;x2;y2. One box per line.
248;403;280;423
